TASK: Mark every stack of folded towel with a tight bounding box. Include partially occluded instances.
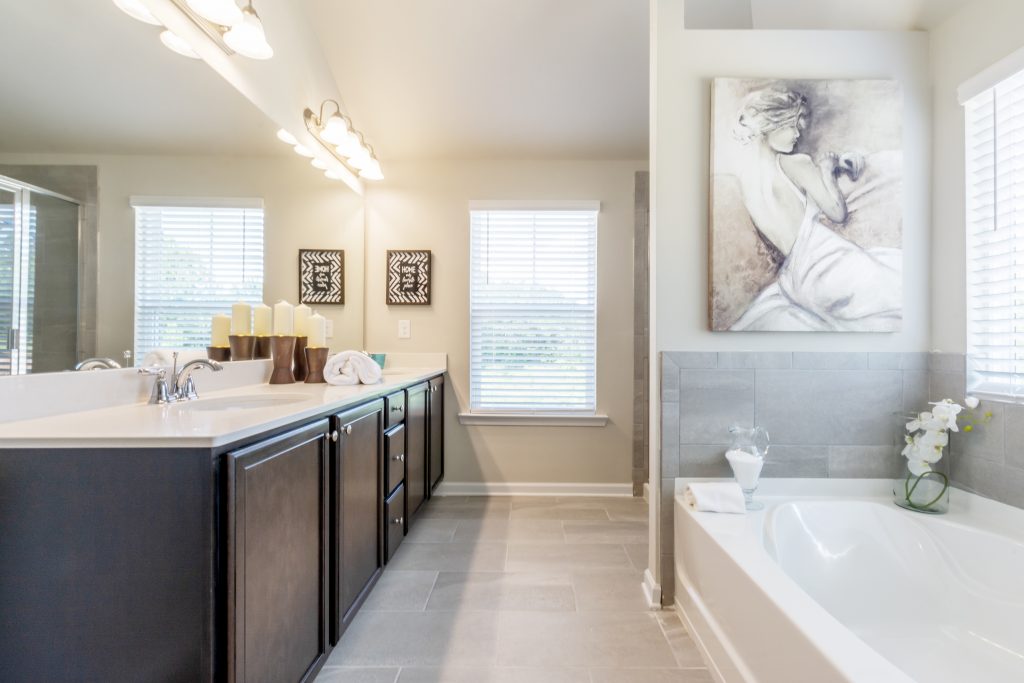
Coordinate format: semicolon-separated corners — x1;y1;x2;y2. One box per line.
324;350;384;386
683;482;747;514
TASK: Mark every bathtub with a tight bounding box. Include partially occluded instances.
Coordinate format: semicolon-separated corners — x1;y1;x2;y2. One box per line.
673;478;1024;683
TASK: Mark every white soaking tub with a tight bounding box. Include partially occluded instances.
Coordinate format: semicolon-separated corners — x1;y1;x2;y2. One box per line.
673;478;1024;683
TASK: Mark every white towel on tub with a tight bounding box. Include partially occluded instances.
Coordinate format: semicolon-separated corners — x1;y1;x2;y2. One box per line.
324;350;383;386
684;482;747;514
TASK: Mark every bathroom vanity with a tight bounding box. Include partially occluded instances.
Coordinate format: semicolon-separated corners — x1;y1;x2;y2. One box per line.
0;366;445;683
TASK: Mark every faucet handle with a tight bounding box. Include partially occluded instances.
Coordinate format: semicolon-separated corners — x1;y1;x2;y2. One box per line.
139;367;173;405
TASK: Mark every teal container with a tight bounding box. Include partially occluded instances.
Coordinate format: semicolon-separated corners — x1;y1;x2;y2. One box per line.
369;353;386;369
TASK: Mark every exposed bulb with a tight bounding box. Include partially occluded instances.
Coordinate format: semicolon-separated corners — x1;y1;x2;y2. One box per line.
160;30;201;59
293;145;315;158
187;0;243;27
276;129;297;145
224;4;273;60
346;146;373;170
334;130;363;158
359;159;384;181
320;114;350;146
112;0;162;26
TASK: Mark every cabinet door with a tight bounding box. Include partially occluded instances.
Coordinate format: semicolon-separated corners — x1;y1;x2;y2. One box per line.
227;420;330;683
429;376;445;491
333;399;383;641
405;383;429;518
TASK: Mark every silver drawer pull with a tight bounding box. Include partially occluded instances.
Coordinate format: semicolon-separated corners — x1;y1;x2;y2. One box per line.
392;516;404;525
344;424;353;435
391;405;403;412
330;431;339;442
392;453;405;462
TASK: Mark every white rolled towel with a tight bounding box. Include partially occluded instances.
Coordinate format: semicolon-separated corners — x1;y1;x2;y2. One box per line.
324;350;384;386
141;348;209;368
683;482;747;514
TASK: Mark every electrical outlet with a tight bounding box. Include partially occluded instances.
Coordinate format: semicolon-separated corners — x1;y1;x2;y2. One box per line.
398;319;411;339
325;320;334;338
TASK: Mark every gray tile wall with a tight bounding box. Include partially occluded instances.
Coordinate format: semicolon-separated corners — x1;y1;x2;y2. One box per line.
632;172;650;497
658;349;1024;604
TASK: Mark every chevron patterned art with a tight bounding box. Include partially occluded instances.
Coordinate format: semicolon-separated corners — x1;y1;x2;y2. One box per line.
386;250;432;305
299;249;345;304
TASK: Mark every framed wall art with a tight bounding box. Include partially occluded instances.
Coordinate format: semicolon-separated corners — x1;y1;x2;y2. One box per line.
299;249;345;305
386;249;432;305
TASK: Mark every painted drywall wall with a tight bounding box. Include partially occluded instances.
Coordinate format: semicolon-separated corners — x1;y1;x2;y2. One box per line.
0;152;365;360
363;160;644;486
929;0;1024;353
654;27;931;353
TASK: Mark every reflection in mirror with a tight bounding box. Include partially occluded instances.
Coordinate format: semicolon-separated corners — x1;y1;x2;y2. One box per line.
0;0;365;375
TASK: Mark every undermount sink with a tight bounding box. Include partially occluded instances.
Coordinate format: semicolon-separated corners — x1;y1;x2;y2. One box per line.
173;394;311;412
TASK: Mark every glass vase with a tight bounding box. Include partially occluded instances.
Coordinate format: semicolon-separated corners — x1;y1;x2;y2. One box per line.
892;412;950;514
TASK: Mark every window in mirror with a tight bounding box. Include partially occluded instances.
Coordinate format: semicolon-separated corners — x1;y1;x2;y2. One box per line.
133;197;264;363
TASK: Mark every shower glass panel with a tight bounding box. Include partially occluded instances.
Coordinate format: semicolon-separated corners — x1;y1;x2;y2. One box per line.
0;176;81;376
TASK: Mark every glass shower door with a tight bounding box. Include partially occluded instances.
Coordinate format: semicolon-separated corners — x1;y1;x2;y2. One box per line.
0;185;18;375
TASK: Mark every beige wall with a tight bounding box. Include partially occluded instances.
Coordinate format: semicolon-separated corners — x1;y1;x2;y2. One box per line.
0;152;365;359
929;0;1024;352
363;160;644;486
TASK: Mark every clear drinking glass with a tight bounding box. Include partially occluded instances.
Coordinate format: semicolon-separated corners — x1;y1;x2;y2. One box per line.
727;425;770;510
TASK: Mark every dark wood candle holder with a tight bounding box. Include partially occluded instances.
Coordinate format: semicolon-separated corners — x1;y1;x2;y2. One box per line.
269;336;296;384
304;347;329;384
253;336;272;360
207;346;231;362
293;336;309;382
229;335;255;362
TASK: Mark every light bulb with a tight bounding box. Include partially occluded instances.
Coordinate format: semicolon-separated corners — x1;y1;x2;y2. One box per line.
112;0;162;25
334;130;363;158
224;5;273;60
276;129;297;145
293;145;315;158
187;0;243;27
311;158;328;170
160;30;201;59
359;159;384;181
324;169;348;181
320;114;350;145
347;146;373;170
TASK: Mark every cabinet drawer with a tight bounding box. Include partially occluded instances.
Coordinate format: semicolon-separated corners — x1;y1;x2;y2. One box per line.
384;484;406;563
385;424;405;496
385;391;405;429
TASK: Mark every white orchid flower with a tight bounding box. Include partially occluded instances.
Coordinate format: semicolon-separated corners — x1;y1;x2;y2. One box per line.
965;396;980;410
907;458;932;476
918;430;947;462
930;400;963;432
901;437;918;459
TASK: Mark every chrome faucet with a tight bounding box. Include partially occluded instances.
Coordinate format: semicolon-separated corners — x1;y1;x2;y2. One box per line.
138;352;224;404
74;357;122;371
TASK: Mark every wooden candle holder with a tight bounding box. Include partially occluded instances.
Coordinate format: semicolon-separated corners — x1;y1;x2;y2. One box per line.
229;335;255;362
253;336;272;360
304;347;329;384
207;346;231;362
293;336;309;382
269;336;296;384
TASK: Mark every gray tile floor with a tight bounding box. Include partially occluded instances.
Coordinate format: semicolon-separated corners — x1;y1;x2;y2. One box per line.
316;496;712;683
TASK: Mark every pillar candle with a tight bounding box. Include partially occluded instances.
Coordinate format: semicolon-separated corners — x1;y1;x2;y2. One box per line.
294;304;312;338
253;304;272;336
211;314;231;347
231;302;252;335
273;300;294;336
307;313;327;348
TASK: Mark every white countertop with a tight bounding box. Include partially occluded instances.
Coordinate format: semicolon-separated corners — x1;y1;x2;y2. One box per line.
0;367;445;449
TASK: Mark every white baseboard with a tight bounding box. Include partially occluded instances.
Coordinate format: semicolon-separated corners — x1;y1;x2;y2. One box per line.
434;481;634;497
642;568;663;610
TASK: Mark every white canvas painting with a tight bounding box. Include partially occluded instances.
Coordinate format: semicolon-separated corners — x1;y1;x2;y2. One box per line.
710;78;903;332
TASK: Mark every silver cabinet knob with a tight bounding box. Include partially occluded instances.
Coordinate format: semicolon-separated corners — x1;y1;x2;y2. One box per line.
344;424;353;435
392;453;405;462
331;431;339;442
392;516;404;525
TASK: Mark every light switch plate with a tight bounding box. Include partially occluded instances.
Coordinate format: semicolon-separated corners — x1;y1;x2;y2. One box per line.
398;319;411;339
325;320;334;338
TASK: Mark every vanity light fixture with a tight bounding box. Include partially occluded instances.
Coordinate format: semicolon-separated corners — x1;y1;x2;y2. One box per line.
159;30;202;59
276;129;298;145
186;0;242;28
223;2;274;60
304;100;384;181
113;0;162;25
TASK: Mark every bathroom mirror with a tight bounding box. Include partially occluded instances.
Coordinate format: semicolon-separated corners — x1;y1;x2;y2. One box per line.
0;0;365;375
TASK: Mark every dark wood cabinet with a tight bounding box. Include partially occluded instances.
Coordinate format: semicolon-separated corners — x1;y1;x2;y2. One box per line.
226;420;330;683
332;399;384;643
384;483;406;561
429;375;445;491
405;382;429;518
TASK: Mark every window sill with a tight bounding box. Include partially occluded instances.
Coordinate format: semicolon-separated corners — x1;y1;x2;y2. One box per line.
458;412;609;427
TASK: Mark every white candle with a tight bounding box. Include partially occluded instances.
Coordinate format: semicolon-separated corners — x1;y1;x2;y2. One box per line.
273;300;294;336
294;304;312;338
253;304;272;336
211;314;231;347
307;313;327;348
231;302;252;335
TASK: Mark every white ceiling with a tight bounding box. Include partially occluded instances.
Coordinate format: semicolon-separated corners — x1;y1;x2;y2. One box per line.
302;0;650;162
685;0;976;30
0;0;280;155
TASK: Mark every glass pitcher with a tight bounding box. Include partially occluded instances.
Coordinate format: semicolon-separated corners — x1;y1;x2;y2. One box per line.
727;425;770;510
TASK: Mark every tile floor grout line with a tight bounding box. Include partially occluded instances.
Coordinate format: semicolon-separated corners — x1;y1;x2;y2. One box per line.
421;570;441;612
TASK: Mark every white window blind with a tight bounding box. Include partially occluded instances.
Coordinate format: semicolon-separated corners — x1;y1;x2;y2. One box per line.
469;204;598;413
133;199;264;362
966;66;1024;399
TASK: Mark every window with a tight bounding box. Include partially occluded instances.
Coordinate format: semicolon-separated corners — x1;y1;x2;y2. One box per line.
133;197;263;362
468;202;599;418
